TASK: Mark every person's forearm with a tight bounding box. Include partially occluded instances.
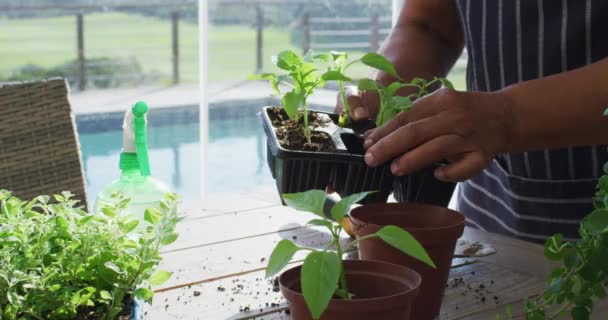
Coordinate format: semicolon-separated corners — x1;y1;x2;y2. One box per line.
499;58;608;153
377;0;464;86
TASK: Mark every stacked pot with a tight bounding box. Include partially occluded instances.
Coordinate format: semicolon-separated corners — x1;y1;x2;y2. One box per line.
277;203;465;320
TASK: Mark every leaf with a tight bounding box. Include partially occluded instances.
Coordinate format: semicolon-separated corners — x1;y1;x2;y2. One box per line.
149;270;172;286
307;218;334;229
571;306;590;320
266;239;300;278
273;50;301;71
99;290;112;300
390;96;414;112
360;53;401;80
282;190;327;217
582;208;608;235
121;219;139;233
330;51;348;66
55;216;68;229
544;234;566;260
161;232;179;246
437;77;455;89
281;89;303;120
101;207;116;218
133;287;154;300
144;208;163;225
375;226;436;268
330;191;374;222
321;70;352;82
358;78;378;92
301;251;341;320
103;262;123;275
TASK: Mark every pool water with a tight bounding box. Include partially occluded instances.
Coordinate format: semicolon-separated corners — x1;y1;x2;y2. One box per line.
78;113;274;205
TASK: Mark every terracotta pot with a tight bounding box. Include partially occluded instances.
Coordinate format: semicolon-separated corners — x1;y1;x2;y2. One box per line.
350;203;465;320
279;260;421;320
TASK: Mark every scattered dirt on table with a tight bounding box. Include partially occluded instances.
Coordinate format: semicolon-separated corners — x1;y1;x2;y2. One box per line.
463;242;485;256
268;107;336;152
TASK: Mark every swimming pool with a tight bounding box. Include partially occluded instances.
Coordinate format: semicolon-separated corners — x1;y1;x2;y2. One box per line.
77;102;278;205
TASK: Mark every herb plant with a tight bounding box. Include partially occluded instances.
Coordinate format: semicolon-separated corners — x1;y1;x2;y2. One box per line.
510;163;608;320
495;111;608;320
265;189;436;320
0;190;180;320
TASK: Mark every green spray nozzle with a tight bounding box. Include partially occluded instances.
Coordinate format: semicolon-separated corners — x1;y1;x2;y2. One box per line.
132;101;151;176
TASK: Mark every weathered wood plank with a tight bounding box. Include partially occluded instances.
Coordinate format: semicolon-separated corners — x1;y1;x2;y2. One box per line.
162;205;312;253
155;226;352;290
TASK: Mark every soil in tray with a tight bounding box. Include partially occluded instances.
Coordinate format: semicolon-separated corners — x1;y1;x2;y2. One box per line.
268;107;337;152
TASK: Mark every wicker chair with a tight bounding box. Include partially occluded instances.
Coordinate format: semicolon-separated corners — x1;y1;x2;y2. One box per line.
0;78;87;207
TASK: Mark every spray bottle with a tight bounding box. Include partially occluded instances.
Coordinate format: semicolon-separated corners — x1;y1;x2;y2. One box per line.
94;101;172;222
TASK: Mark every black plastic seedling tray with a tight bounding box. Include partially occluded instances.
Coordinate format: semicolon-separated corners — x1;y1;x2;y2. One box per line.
260;107;393;204
393;167;457;207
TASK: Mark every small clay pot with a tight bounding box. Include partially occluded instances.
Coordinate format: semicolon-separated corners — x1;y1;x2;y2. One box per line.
279;260;421;320
350;203;465;320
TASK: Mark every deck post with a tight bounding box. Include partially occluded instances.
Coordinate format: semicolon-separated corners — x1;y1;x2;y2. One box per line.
301;12;310;54
172;11;180;84
370;13;380;52
255;5;264;73
76;13;85;91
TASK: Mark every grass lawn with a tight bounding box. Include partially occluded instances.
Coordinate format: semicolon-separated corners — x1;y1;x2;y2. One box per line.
0;12;466;89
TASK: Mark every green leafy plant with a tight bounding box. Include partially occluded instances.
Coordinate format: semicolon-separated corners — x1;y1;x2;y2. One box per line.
252;50;327;144
0;190;180;320
265;189;436;320
506;110;608;320
356;53;454;127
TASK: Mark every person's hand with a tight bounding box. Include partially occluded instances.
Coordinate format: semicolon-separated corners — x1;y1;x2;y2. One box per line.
335;86;380;121
363;88;514;182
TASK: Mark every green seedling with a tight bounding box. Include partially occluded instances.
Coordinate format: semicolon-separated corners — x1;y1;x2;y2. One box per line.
356;53;453;127
0;190;180;320
252;50;327;144
313;51;359;127
508;110;608;320
265;189;435;320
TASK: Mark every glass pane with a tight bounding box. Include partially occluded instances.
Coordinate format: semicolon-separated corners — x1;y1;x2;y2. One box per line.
0;2;201;205
205;0;466;196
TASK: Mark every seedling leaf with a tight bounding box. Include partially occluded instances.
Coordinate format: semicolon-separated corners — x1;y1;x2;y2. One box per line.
282;190;327;217
376;225;436;268
358;78;378;91
274;50;301;71
266;239;300;278
301;251;341;320
321;70;352;82
282;90;303;120
360;53;401;80
307;219;334;229
330;191;374;222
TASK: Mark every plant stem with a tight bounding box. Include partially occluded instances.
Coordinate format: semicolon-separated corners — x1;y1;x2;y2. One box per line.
303;101;311;144
330;228;350;300
548;302;571;319
339;81;349;114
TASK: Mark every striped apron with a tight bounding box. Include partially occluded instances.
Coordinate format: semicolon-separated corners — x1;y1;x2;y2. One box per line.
452;0;608;242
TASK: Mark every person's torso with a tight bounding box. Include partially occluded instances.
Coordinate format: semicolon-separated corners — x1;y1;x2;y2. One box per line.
426;0;608;241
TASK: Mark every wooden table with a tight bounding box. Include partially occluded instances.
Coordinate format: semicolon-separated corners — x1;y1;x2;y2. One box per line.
144;187;606;319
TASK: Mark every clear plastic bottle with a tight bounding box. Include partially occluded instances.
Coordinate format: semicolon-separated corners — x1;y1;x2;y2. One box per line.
94;101;172;223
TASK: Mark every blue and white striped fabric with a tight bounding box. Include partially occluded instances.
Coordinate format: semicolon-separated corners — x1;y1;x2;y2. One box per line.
453;0;608;242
